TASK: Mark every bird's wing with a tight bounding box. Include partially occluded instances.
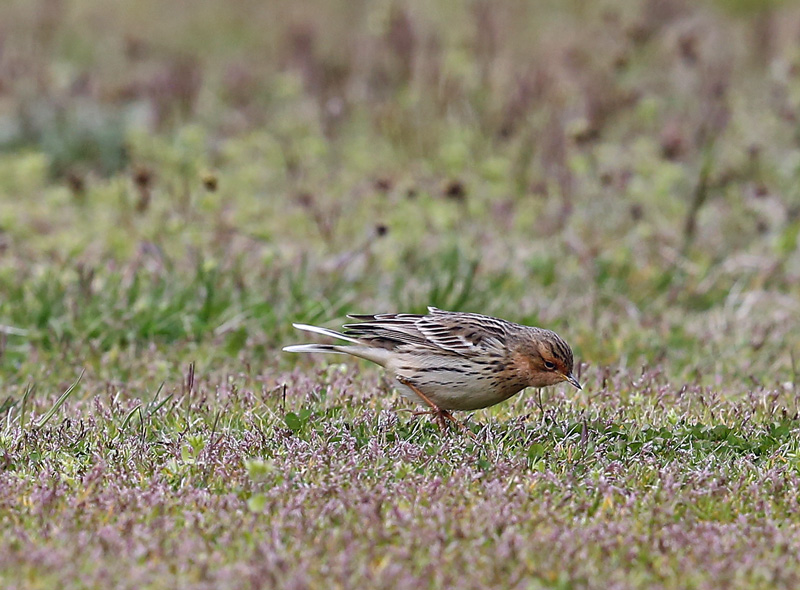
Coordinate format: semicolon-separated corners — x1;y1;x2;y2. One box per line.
415;308;510;357
343;313;431;349
345;308;510;357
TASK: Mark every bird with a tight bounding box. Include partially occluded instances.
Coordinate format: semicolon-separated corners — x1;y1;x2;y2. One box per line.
283;307;581;429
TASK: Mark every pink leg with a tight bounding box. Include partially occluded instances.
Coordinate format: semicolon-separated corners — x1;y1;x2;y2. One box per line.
397;377;473;436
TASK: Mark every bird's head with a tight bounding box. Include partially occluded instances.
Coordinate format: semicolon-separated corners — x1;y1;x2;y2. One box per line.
516;329;581;390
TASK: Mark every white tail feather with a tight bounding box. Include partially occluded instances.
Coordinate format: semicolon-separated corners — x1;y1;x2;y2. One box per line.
285;323;392;366
291;323;361;344
283;344;345;354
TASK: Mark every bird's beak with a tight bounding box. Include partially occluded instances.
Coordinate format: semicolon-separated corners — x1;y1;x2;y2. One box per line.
563;373;582;390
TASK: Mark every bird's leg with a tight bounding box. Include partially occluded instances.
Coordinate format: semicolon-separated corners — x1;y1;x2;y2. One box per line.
412;408;451;431
396;377;471;436
396;377;452;427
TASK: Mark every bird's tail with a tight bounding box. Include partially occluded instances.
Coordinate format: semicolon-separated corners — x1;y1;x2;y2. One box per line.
282;323;358;355
282;343;345;354
283;322;391;366
291;323;360;343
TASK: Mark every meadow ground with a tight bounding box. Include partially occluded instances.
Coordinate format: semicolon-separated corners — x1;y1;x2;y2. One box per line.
1;0;800;588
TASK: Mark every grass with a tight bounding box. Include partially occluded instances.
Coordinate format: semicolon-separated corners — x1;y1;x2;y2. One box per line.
1;0;800;588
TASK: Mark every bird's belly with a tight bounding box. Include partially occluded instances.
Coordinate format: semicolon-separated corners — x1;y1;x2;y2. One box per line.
390;361;526;411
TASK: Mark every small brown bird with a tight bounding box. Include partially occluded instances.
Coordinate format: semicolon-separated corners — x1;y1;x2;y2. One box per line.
283;307;581;429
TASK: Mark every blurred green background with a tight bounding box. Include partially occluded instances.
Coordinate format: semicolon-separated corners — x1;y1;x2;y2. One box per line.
1;0;798;394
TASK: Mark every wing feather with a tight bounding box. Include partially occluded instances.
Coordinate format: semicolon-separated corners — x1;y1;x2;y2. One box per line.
416;312;509;357
344;308;513;357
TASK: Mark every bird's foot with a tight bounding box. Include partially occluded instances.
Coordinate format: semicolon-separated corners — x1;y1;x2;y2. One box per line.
411;408;475;438
411;408;456;430
397;377;475;438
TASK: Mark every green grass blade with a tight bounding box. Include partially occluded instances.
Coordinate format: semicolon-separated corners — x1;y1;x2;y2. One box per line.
33;369;85;429
19;382;36;431
119;403;142;433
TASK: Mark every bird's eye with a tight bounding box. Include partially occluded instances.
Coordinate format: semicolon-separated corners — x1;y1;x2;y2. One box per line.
544;361;556;370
